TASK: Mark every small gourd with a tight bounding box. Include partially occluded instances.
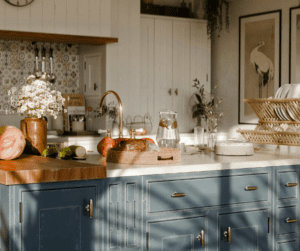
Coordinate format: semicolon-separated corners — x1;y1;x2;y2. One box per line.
97;130;116;157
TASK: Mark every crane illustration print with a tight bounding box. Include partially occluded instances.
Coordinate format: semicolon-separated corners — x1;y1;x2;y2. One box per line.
239;10;281;124
250;41;274;98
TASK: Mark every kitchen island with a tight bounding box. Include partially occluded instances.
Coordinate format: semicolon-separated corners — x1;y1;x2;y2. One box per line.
1;145;300;251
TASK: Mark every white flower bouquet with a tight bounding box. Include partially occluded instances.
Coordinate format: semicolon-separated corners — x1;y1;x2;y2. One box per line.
8;74;66;119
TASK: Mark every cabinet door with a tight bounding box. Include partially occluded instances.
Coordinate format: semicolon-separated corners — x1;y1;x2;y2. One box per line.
21;187;96;251
140;17;155;121
154;18;173;131
84;53;104;98
104;177;142;251
219;209;269;251
148;216;206;251
172;20;191;133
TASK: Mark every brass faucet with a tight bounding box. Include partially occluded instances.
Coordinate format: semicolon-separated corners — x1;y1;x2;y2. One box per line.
99;90;123;138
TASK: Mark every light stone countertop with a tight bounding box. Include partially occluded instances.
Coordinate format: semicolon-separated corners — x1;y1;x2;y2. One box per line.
76;144;300;178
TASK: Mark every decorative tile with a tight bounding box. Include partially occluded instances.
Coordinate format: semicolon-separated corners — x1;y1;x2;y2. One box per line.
0;40;80;112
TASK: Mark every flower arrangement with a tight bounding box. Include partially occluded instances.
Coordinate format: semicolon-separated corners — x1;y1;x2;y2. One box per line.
191;78;224;132
8;73;66;119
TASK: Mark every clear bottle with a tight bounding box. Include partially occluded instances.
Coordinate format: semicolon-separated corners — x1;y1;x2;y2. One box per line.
86;107;94;131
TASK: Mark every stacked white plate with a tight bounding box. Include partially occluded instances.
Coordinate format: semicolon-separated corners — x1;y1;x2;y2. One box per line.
274;84;300;121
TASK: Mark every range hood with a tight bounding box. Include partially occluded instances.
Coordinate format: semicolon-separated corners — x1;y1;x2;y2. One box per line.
0;29;118;46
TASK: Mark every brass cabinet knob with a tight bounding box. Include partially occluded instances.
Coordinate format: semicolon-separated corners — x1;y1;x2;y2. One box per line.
168;88;172;95
171;192;186;197
85;199;93;218
286;218;298;223
175;88;178;96
245;185;258;191
196;230;204;247
286;182;298;187
224;227;231;243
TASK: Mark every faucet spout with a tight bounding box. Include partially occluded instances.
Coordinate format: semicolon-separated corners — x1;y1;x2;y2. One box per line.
99;90;123;138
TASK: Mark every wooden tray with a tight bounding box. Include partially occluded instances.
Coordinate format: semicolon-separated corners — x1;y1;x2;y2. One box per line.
106;147;181;165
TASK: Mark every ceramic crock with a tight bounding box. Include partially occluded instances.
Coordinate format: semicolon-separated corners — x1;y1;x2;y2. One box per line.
21;117;47;155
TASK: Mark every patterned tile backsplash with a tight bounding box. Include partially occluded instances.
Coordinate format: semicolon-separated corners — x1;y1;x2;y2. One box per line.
0;40;80;113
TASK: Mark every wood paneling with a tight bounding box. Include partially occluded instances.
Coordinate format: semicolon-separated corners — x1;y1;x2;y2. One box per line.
0;0;111;37
0;29;118;45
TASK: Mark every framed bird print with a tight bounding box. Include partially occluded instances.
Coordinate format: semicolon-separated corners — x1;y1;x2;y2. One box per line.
290;6;300;83
239;10;281;124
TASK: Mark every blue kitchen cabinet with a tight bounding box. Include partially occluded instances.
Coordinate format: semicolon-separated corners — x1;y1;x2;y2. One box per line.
276;240;298;251
143;168;272;251
219;209;270;251
0;180;102;251
21;186;96;251
275;166;300;251
147;216;206;250
103;177;142;251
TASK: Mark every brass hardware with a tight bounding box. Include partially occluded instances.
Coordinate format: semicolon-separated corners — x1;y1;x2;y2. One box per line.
245;186;258;191
171;192;186;198
157;156;173;161
168;89;172;95
146;232;149;250
94;83;97;90
286;218;298;223
224;227;231;243
175;88;178;96
85;199;93;218
19;202;22;223
286;182;298;187
99;90;124;138
196;230;204;247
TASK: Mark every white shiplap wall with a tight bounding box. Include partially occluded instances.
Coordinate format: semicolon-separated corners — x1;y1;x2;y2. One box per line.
0;0;111;37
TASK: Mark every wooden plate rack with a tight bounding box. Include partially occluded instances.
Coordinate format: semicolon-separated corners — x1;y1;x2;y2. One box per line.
237;98;300;145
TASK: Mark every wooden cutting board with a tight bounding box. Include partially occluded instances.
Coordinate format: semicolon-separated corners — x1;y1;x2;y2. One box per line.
106;147;181;165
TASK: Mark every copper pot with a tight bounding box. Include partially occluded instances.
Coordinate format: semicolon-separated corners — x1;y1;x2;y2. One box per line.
21;117;47;155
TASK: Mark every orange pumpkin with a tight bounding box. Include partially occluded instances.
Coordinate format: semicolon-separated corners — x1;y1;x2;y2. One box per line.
0;125;26;160
97;133;116;157
141;137;155;144
115;137;130;146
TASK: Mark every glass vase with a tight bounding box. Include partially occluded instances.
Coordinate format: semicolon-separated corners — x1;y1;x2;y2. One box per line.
194;116;204;148
207;117;218;150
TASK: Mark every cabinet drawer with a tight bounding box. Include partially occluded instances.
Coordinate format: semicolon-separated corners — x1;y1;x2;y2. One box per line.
278;171;298;200
277;206;298;235
147;173;269;213
276;240;298;251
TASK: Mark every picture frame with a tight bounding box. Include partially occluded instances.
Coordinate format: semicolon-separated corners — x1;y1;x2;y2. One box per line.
239;10;281;124
289;6;300;83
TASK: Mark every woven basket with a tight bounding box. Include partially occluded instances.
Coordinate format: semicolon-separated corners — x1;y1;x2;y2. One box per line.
106;147;181;165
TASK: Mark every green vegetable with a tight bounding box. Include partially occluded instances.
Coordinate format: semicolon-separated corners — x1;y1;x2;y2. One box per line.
59;147;73;159
42;146;58;158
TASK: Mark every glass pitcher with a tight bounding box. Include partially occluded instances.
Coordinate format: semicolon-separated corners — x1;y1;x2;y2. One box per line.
156;110;180;148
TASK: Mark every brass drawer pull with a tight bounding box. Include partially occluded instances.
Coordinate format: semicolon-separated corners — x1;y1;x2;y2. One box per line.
245;186;258;191
286;218;298;223
286;182;298;187
171;192;186;198
196;230;205;247
223;227;231;243
85;199;93;218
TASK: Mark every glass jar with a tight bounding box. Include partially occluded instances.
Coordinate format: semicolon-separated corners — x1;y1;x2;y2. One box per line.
156;110;180;148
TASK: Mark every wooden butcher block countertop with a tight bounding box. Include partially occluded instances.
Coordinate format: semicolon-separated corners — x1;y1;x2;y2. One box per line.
0;155;106;185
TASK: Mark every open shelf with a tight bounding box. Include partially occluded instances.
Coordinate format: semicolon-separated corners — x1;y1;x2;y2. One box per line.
0;29;118;46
